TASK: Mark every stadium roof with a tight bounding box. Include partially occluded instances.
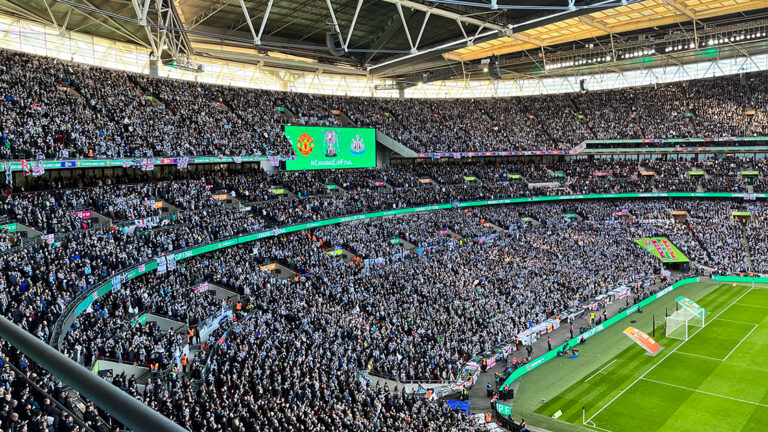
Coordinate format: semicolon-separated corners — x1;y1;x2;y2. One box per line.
4;0;768;83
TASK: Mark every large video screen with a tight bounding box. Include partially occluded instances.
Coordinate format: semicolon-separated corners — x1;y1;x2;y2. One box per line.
285;126;376;170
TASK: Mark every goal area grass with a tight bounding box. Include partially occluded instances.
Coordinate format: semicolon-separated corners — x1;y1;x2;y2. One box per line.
518;282;768;432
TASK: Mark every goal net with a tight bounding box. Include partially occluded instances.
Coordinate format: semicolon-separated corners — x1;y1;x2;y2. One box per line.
666;308;705;340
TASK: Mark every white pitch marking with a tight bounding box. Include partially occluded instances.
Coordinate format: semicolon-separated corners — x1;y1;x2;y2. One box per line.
723;324;758;361
585;286;754;425
640;377;768;408
673;351;723;362
584;359;617;383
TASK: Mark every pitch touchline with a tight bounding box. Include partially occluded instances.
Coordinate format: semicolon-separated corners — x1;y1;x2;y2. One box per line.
723;324;758;361
584;360;617;383
640;378;768;408
585;287;754;424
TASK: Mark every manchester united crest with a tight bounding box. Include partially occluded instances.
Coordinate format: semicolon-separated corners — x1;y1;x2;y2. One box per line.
350;134;365;155
297;133;314;156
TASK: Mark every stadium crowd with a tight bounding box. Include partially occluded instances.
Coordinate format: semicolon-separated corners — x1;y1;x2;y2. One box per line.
3;49;768;159
0;107;767;429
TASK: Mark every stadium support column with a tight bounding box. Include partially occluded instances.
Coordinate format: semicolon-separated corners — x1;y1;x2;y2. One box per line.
149;58;160;78
0;315;186;432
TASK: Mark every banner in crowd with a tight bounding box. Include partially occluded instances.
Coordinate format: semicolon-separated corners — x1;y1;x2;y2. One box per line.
157;256;167;274
135;216;160;228
111;275;123;292
2;155;296;173
418;150;567;158
0;223;17;233
634;237;689;263
32;161;44;177
131;313;147;327
284;126;376;170
194;282;209;292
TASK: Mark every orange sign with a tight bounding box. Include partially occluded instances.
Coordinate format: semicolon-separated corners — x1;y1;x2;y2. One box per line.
623;327;661;355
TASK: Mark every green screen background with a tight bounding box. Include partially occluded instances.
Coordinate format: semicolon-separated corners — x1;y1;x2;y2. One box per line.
285;125;376;170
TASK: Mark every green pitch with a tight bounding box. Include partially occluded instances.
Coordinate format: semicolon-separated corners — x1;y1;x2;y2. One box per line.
534;283;768;432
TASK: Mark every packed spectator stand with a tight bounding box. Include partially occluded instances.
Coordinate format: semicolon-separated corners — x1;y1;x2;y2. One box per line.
0;155;762;430
2;49;768;160
4;45;768;431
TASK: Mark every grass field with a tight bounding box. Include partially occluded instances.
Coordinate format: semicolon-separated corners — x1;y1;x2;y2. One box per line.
535;283;768;432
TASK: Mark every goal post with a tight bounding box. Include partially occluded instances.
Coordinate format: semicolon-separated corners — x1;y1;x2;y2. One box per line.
675;296;707;327
667;296;708;340
666;309;695;340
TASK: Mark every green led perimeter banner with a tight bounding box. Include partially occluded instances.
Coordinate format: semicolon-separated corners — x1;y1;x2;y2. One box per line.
285;125;376;170
635;237;689;263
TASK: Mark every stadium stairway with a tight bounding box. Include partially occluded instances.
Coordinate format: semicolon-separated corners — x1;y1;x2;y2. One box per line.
686;110;698;137
688;224;716;264
566;95;597;140
742;229;753;272
395;238;417;250
464;209;506;234
330;107;418;157
334;110;356;126
374;130;419;158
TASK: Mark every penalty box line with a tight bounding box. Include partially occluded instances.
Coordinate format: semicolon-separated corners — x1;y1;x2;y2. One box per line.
640;377;768;408
723;324;758;362
584;286;754;426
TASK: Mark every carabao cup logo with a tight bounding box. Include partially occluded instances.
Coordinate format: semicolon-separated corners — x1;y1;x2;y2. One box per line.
350;134;365;155
297;133;314;156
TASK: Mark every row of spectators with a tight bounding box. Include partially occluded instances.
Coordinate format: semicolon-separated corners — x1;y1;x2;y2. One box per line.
3;48;768;158
2;157;768;239
0;339;92;432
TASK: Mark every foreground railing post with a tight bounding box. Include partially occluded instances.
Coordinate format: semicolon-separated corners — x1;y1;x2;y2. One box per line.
0;316;187;432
